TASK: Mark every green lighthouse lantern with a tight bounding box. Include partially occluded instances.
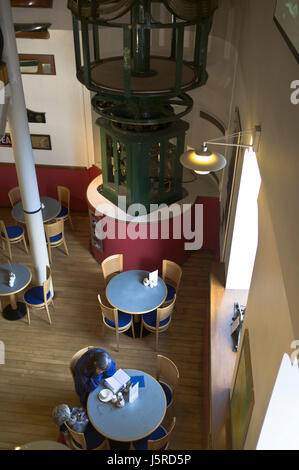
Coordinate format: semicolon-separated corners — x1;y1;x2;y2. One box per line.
68;0;218;212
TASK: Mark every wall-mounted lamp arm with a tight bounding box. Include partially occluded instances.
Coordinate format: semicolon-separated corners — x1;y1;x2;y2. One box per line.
203;125;261;153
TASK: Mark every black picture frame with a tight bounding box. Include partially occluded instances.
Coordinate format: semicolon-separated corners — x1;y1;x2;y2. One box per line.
30;134;52;150
273;0;299;63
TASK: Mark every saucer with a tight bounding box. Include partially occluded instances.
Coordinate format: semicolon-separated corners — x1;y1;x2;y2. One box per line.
98;389;113;402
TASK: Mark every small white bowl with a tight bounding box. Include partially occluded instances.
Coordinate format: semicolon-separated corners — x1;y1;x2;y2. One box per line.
98;389;113;402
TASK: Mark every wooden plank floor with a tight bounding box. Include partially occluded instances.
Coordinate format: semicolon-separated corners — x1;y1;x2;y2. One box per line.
0;208;214;450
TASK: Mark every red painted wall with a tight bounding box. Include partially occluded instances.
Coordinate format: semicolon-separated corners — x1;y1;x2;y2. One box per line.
89;196;220;270
0;164;101;211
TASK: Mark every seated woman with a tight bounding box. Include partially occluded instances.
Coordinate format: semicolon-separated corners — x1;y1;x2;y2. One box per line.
74;348;116;408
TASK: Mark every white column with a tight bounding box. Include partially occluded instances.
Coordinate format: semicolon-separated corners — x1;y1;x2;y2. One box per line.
0;0;50;287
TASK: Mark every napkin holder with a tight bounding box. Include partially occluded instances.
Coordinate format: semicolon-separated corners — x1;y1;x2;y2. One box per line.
143;269;158;288
8;272;16;287
128;382;139;403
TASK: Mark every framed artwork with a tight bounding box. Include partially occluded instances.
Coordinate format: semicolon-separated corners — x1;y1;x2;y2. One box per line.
27;109;46;123
220;106;242;260
230;329;254;450
14;23;51;39
19;54;56;75
31;134;52;150
274;0;299;63
11;0;53;7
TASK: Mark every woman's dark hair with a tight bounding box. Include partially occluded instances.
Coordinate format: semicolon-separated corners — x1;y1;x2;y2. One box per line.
82;350;111;378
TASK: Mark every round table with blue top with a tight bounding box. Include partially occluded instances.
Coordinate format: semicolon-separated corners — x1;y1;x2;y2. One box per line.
12;196;61;224
0;263;32;321
106;270;167;314
87;369;167;448
106;270;167;337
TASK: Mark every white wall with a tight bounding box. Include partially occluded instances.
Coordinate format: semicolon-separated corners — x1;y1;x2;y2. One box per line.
224;0;299;449
0;1;95;168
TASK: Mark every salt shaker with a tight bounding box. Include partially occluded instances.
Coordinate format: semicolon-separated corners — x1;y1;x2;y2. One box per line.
116;392;125;408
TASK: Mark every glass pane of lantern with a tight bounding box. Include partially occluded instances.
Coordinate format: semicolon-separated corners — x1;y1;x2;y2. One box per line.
164;137;177;193
117;141;127;192
148;142;160;201
106;134;115;191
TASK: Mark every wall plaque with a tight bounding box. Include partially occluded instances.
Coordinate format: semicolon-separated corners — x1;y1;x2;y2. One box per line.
14;23;51;39
27;109;46;123
11;0;53;7
19;54;56;75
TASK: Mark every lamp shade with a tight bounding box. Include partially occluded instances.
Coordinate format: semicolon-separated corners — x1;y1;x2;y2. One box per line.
180;145;226;174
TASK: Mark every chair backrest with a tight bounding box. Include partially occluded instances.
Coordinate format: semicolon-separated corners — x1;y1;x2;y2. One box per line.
101;254;123;284
69;345;96;379
45;219;64;243
162;260;182;291
156;295;176;327
57;185;70;208
0;220;8;240
43;266;52;302
8;186;21;207
156;354;179;392
64;421;87;450
97;294;118;328
148;417;176;450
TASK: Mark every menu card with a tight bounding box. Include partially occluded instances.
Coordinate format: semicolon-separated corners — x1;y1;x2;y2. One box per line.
129;382;139;403
149;269;158;287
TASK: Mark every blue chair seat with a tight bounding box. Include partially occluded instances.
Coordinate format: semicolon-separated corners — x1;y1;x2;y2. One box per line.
72;421;106;450
165;283;176;302
24;286;51;305
56;206;68;218
143;309;170;328
159;381;172;406
133;425;167;450
49;232;63;243
1;225;23;239
105;311;132;328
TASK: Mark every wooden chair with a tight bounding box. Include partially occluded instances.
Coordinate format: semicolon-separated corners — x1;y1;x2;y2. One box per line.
140;295;176;350
162;259;182;303
156;354;179;408
0;219;28;260
69;346;96;382
131;417;176;450
101;254;123;287
98;293;134;351
64;421;109;450
8;186;21;207
45;219;69;263
24;266;54;325
56;185;74;229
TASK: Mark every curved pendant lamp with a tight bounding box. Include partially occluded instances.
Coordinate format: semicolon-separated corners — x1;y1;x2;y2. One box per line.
180;145;226;175
180;125;261;175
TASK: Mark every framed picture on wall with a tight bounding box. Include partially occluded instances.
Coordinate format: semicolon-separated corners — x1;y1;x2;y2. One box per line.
274;0;299;63
230;329;254;450
220;107;242;261
31;134;52;150
11;0;53;7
